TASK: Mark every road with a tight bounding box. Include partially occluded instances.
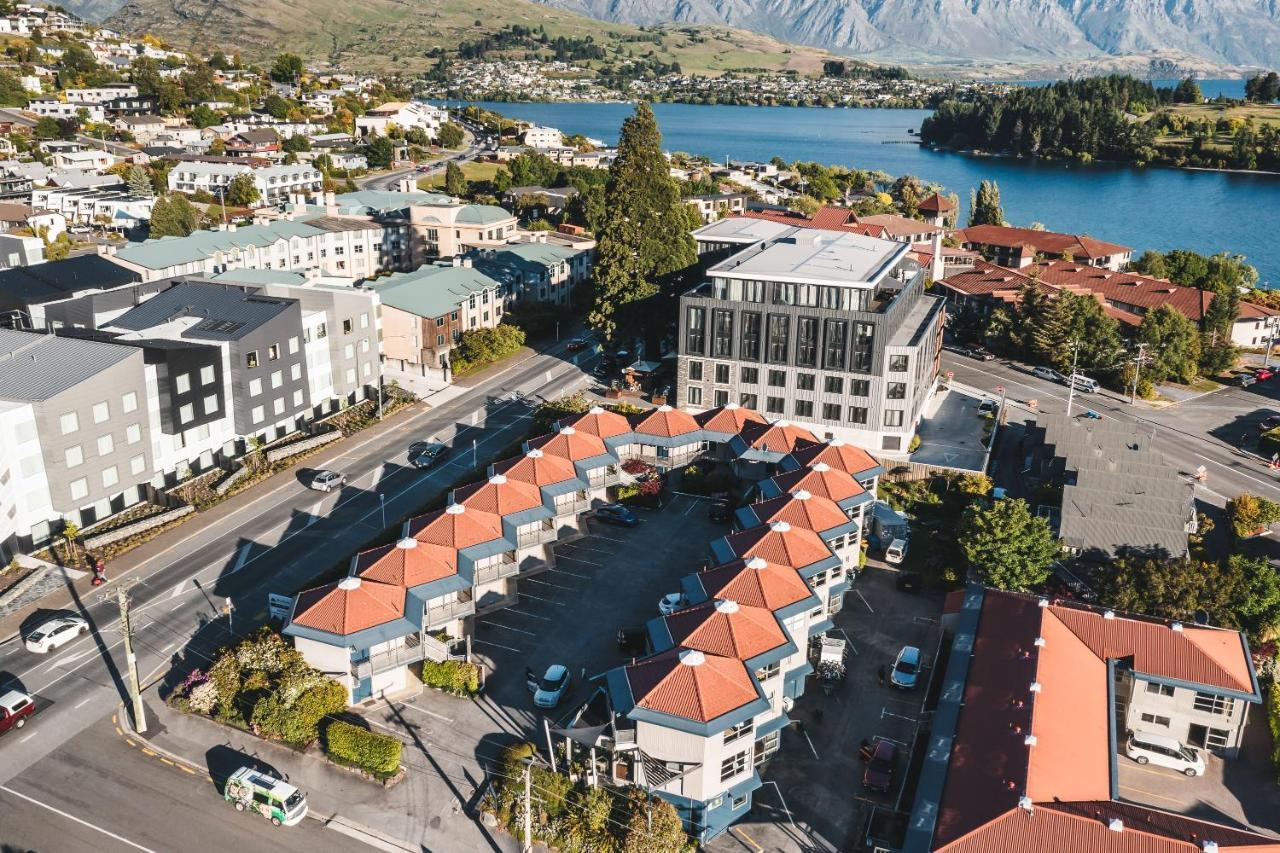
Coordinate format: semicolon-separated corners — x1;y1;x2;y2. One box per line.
0;337;601;799
358;119;490;192
941;353;1280;506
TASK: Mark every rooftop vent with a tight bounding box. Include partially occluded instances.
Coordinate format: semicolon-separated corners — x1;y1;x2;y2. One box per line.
1171;622;1184;632
1108;819;1124;833
1033;637;1046;647
1204;842;1220;853
811;462;831;473
679;649;706;667
526;449;543;458
338;577;361;591
1038;597;1049;608
559;426;576;435
1029;682;1042;693
792;489;812;501
657;404;674;413
714;599;740;614
724;402;739;410
1104;610;1116;620
446;503;466;515
747;556;769;570
769;521;792;534
1018;796;1033;812
1024;734;1037;747
488;474;507;485
588;406;605;414
395;537;417;550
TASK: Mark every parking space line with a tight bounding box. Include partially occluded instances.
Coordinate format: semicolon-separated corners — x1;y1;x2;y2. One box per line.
396;702;453;723
1118;784;1186;807
584;534;627;543
731;827;764;852
504;607;553;621
482;622;536;636
548;567;590;579
557;544;614;555
556;555;601;567
473;638;522;653
522;577;581;591
0;785;159;853
855;590;875;613
516;592;568;608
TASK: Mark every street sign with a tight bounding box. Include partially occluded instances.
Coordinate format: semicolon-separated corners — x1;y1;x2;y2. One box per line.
995;386;1004;394
267;593;294;621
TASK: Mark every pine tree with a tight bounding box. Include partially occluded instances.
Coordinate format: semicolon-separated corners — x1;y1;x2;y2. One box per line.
968;179;1004;226
148;194;199;238
444;161;467;197
587;102;697;344
126;165;153;198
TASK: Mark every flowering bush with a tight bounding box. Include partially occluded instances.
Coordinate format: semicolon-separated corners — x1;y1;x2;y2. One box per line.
188;681;218;714
621;459;653;475
638;479;662;497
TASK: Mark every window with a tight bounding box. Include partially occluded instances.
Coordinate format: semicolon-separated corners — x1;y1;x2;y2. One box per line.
92;401;110;423
361;338;370;353
687;386;702;406
122;391;138;413
65;445;83;467
290;363;301;381
130;454;146;475
889;354;909;372
344;343;355;360
246;350;259;369
1206;727;1231;749
316;322;328;339
767;315;789;363
60;412;79;435
883;435;902;451
714;363;730;384
360;313;369;329
714;389;729;406
768;370;786;388
97;434;114;456
342;319;353;334
200;365;215;386
293;389;304;407
271;370;283;389
126;423;141;444
436;334;445;346
741;367;758;385
436;317;445;327
887;382;907;400
1193;692;1233;715
175;373;190;394
739;311;762;361
251;405;264;425
249;378;262;397
721;751;750;782
823;319;848;370
101;466;118;488
288;336;299;354
688;360;703;381
712;310;734;358
732;794;749;810
796;373;815;391
69;477;88;501
1140;713;1171;728
1145;682;1175;697
203;395;219;415
766;396;785;415
273;398;285;416
851;379;870;397
723;719;753;744
740;393;758;409
179;404;194;424
823;403;842;421
796;317;818;367
884;410;904;427
755;661;780;681
794;400;814;418
824;376;843;394
852;322;875;372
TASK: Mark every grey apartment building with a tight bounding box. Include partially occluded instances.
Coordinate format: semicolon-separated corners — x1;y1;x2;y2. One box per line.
677;223;944;455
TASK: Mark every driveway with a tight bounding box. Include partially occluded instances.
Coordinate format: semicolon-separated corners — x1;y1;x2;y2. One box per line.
911;384;992;473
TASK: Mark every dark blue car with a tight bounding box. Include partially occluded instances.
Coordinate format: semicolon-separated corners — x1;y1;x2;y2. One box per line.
595;504;638;527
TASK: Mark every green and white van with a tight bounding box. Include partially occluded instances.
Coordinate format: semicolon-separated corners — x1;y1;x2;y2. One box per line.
223;766;308;827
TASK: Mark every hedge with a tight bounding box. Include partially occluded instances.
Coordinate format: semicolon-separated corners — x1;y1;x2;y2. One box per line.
1268;681;1280;783
420;659;481;695
323;720;402;779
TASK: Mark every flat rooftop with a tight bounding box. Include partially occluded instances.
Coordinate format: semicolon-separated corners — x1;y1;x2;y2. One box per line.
693;216;796;245
709;228;906;287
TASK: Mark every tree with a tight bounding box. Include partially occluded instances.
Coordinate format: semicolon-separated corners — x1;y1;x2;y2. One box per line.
444;160;467;197
1245;71;1280;104
436;121;464;149
588;102;697;343
1227;554;1280;641
1226;493;1280;538
621;788;691;853
263;94;291;120
148;194;199;237
1136;304;1200;383
225;173;260;206
282;133;311;154
791;194;821;217
126;165;153;198
968;179;1003;226
1172;77;1203;104
364;135;394;170
32;115;59;140
189;103;219;129
269;53;304;84
959;498;1059;591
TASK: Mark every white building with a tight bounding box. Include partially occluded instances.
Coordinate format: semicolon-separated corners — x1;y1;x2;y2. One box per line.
31;185;155;229
50;148;115;171
521;125;563;148
354;101;446;139
63;85;138;104
167;162;323;205
27;99;105;123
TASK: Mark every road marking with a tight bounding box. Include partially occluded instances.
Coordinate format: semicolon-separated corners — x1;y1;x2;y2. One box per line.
229;542;253;573
142;748;156;757
803;731;820;760
472;638;522;653
547;566;590;579
74;696;94;709
44;647;94;671
0;785;160;853
370;466;384;490
19;731;36;743
483;622;536;636
1118;783;1186;806
856;590;875;613
168;581;186;599
522;577;580;591
555;554;600;567
731;827;764;852
505;606;553;621
395;702;454;723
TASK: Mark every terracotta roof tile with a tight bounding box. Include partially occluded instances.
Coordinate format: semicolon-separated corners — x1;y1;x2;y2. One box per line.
698;557;813;612
626;648;760;723
662;599;788;661
557;406;632;439
747;491;850;535
954;224;1130;259
723;521;833;568
453;474;544;516
406;504;504;549
918;192;955;213
492;448;579;487
769;463;867;504
738;419;818;454
694;403;767;434
789;438;880;476
291;577;405;635
630;404;700;438
527;426;609;462
353;538;458;588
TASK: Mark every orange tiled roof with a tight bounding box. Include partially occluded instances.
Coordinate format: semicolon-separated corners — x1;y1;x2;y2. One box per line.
353;538;458;588
558;405;632;439
453;474;544;516
492;448;579;487
954;224;1130;259
918;192;955;213
663;599;788;661
630;404;700;438
738;419;818;454
626;648;760;723
527;426;609;462
770;463;867;504
291;577;405;635
724;520;833;568
695;402;767;434
406;504;504;549
789;438;880;476
698;556;813;612
747;491;850;534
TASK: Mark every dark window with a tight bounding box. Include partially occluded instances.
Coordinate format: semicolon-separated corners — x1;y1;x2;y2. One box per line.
796;317;818;367
714;389;729;406
685;307;706;354
768;370;786;388
824;376;843;394
882;436;901;450
889;354;909;372
714;363;730;384
766;396;785;415
796;373;815;391
849;407;868;425
688;360;703;381
712;310;734;358
740;393;758;409
1145;682;1175;697
887;382;907;400
1193;692;1233;715
823;320;848;370
852;322;875;373
740;312;762;361
687;386;702;406
741;367;759;385
851;379;871;397
822;403;841;420
767;315;789;364
794;400;814;418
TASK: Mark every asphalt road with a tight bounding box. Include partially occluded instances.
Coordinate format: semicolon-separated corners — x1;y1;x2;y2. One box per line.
941;353;1280;506
359;122;490;192
0;337;600;793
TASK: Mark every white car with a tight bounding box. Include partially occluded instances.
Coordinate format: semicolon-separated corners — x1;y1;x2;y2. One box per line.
309;470;346;492
533;664;571;709
1125;731;1206;777
658;593;685;616
24;615;88;653
885;538;908;565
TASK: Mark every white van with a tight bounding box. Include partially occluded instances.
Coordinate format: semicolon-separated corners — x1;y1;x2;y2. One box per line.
1125;731;1205;777
885;538;908;565
1031;366;1062;383
1070;374;1100;393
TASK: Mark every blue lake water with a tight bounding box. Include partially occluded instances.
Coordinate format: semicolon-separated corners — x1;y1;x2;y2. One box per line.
449;92;1280;285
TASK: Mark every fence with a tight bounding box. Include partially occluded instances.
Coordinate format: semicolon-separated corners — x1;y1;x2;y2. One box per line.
83;505;196;550
265;429;343;464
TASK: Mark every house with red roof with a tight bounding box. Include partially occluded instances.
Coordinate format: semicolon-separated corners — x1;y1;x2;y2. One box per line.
905;587;1267;853
953;224;1133;271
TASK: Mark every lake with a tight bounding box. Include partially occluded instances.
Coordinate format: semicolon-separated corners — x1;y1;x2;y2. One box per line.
449;94;1280;285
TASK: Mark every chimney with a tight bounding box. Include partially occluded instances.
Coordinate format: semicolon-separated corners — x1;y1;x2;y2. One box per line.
1171;622;1184;632
930;230;944;282
462;257;472;268
324;191;337;217
451;256;461;267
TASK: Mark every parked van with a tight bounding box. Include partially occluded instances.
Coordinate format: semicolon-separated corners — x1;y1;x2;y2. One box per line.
1032;366;1062;383
223;767;308;826
1070;374;1100;393
885;538;908;565
1125;731;1205;777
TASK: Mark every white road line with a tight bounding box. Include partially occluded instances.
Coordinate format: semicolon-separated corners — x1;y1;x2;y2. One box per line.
482;622;536;636
229;542;253;574
19;731;36;742
514;592;567;608
522;578;580;591
395;702;454;723
74;696;94;709
370;466;385;490
168;581;185;599
505;607;553;621
0;785;160;853
44;647;94;672
472;638;522;654
547;566;591;579
555;555;601;567
586;534;628;543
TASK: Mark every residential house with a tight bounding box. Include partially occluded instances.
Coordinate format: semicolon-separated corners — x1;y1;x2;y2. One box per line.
50;148;114;171
354;102;446;140
64;84;138;104
469;239;593;307
224;129;281;158
28;98;104;123
30;184;154;231
166;161;323;205
953;224;1132;271
685;192;749;225
114;114;169;143
521;126;563;148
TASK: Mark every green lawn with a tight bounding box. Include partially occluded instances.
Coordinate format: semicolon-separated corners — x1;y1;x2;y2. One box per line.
419;160;504;190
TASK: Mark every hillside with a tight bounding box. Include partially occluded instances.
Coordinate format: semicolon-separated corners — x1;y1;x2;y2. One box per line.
103;0;837;75
535;0;1280;69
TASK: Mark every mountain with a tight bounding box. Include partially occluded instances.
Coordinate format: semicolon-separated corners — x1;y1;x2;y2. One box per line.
103;0;836;74
58;0;125;22
534;0;1280;69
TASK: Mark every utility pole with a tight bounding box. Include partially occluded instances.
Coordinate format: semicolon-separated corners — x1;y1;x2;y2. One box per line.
1129;343;1150;405
1065;339;1081;418
1267;321;1277;369
522;761;533;853
101;581;146;734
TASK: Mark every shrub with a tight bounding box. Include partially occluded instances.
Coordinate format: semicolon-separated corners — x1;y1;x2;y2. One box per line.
188;681;218;714
621;459;653;475
1227;493;1280;538
420;659;481;695
1269;681;1280;783
323;720;402;778
908;434;922;453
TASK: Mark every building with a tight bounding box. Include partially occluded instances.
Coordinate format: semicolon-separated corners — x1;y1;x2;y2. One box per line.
677;221;945;455
29;184;154;231
0;254;146;331
953;224;1132;271
50;148;113;171
469;239;593;307
906;586;1267;852
520;125;563;148
224;129;281;158
917;192;955;227
166;161;323;205
354;101;446;139
685;192;749;225
502;185;578;216
63;84;138;104
405;201;518;262
27;98;105;123
0;233;43;268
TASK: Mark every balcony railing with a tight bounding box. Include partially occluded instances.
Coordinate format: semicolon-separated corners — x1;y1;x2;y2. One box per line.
555;498;591;516
355;632;451;678
588;467;622;488
517;525;557;547
425;592;475;627
476;553;519;584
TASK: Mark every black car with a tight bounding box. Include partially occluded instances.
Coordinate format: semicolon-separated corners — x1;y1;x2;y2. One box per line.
895;572;924;593
708;499;733;523
410;442;451;469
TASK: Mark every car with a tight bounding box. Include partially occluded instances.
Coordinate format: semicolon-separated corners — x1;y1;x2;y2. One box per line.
1082;410;1103;420
977;399;998;415
708;499;733;523
968;346;996;362
595;503;638;527
943;343;972;357
862;740;898;792
416;163;432;172
1237;373;1258;388
409;442;450;470
890;645;921;689
24;615;88;653
1032;366;1064;383
533;664;571;708
895;572;924;593
309;470;346;492
1256;367;1275;381
884;538;908;565
566;338;589;353
1260;415;1280;432
1125;731;1205;777
658;593;685;616
0;690;34;735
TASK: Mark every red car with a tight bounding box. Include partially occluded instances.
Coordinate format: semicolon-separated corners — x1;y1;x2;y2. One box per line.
566;338;589;353
0;690;34;735
862;739;897;793
1255;368;1275;381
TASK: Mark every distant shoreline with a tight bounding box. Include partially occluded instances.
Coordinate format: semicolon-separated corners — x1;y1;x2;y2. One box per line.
919;143;1280;178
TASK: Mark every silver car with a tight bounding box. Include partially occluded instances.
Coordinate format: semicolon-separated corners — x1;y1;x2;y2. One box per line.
309;470;346;492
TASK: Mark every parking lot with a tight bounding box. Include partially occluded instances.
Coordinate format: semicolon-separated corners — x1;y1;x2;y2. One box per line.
710;565;944;853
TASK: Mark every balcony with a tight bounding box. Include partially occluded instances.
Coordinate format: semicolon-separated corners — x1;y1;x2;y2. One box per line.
355;632;451;678
425;591;475;627
517;523;557;547
587;467;622;488
476;553;519;584
554;498;591;516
